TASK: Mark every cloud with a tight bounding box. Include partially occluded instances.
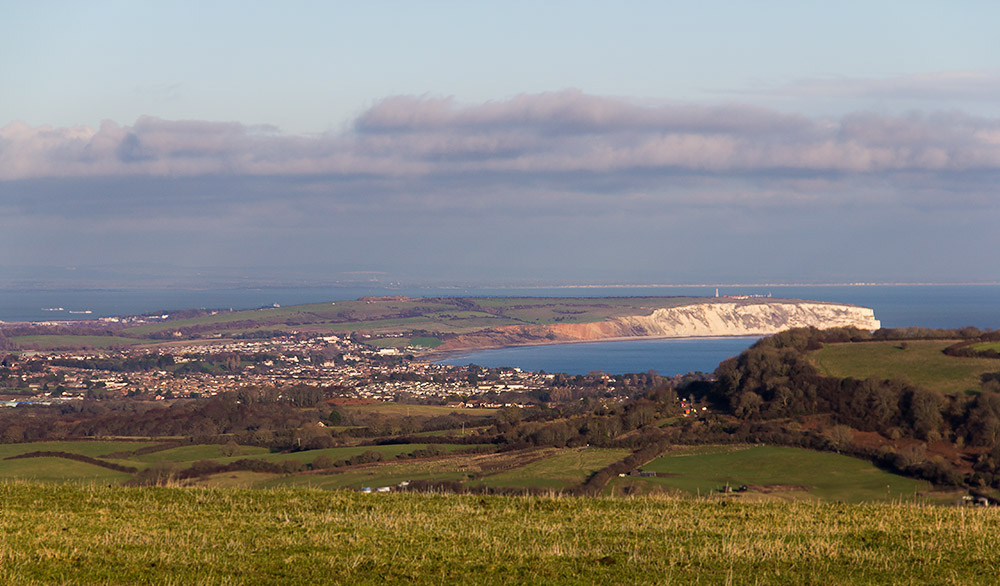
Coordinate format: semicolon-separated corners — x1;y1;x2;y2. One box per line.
4;90;1000;187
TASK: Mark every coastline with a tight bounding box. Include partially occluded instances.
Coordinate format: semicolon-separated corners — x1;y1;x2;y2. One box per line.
423;333;762;363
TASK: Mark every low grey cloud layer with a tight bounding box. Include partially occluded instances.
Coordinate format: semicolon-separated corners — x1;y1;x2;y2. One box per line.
3;91;998;284
4;90;1000;184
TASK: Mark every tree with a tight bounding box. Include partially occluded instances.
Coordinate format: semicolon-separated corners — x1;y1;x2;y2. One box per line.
220;440;241;457
312;455;336;469
906;388;945;440
733;391;763;419
825;425;854;453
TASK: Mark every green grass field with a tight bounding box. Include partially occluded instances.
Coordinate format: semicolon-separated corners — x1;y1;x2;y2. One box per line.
1;483;998;584
0;440;493;489
0;440;157;459
244;443;480;466
0;458;133;484
479;447;630;489
132;444;271;463
339;403;497;417
621;445;931;503
10;335;154;349
365;336;443;349
811;340;998;394
260;458;472;490
0;440;939;502
0;441;157;482
971;341;1000;352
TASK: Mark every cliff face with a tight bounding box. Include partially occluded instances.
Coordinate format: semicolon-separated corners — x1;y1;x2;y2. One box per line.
605;301;880;338
437;301;880;351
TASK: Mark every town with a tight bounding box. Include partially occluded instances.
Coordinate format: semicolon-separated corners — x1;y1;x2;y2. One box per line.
0;331;689;409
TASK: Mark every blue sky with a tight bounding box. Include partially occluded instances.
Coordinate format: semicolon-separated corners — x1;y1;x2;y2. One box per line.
2;1;999;286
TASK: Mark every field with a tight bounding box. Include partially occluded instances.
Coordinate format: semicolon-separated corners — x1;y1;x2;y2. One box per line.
972;341;1000;352
131;444;271;464
617;445;932;503
338;402;497;418
257;453;488;491
0;482;998;584
811;340;999;394
10;334;155;350
478;447;630;490
0;439;938;503
0;440;158;459
0;458;133;483
365;336;443;349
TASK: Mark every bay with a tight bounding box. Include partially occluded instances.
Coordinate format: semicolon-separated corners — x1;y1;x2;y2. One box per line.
436;337;761;377
2;283;998;376
431;284;1000;376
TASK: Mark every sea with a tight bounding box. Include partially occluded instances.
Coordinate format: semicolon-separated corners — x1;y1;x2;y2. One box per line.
1;284;998;376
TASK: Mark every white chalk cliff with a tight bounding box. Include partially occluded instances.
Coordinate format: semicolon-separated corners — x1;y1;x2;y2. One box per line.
608;301;880;338
437;300;880;350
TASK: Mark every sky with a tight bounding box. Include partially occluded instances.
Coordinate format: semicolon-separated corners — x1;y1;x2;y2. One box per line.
2;0;999;287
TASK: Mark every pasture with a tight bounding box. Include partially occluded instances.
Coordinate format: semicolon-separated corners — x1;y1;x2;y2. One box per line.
0;440;157;459
620;445;932;503
811;340;998;394
478;447;630;490
338;402;497;417
0;439;940;501
10;335;154;350
971;341;1000;352
0;440;496;489
365;336;443;349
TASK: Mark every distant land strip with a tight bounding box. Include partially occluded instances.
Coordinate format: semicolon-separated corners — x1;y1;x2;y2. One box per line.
3;296;880;353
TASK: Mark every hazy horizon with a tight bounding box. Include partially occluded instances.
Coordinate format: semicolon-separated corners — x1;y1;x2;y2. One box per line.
1;261;997;292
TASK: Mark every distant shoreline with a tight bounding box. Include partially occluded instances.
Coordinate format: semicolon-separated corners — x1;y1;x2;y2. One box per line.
1;281;999;294
425;333;763;361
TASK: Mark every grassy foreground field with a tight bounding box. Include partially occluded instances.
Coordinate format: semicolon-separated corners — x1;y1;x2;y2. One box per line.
0;482;998;584
811;340;999;394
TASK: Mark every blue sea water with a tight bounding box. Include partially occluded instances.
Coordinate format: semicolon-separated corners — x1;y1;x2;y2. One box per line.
1;283;997;376
438;337;762;377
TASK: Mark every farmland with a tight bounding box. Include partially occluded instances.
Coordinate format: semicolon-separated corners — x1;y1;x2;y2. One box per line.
476;447;630;490
11;335;155;350
972;341;1000;352
615;445;932;503
0;439;941;502
810;339;999;394
0;482;997;584
117;296;708;340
